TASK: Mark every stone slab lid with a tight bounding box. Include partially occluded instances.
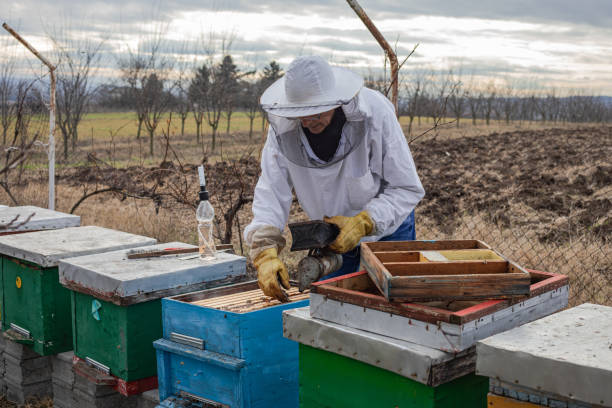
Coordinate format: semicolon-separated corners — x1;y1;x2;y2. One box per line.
0;226;156;267
476;303;612;407
0;205;80;232
59;242;247;305
282;307;475;387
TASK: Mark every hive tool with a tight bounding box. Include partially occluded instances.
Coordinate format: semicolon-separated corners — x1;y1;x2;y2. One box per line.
288;220;343;292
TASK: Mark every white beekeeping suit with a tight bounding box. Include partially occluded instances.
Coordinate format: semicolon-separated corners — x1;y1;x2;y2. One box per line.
245;56;424;302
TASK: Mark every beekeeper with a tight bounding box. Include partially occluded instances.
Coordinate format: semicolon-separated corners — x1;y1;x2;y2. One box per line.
244;56;425;301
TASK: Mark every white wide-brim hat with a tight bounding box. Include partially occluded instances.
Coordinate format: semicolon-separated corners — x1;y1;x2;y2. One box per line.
260;56;363;118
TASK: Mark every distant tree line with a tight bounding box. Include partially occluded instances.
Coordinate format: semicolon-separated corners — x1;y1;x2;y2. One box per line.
1;31;611;161
390;70;612;135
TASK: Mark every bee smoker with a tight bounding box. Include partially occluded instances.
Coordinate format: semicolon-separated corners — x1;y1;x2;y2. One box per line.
288;221;343;292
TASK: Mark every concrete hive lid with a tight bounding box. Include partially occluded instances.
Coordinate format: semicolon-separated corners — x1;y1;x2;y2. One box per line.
476;303;612;407
0;205;80;232
59;242;247;305
0;225;156;267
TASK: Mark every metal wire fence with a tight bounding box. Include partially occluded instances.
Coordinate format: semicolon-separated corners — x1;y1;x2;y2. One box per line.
416;169;611;307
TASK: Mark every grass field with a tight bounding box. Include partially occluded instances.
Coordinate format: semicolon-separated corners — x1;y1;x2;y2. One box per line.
19;110;597;169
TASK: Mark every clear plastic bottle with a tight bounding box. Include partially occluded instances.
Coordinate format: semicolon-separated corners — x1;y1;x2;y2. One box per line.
196;185;216;261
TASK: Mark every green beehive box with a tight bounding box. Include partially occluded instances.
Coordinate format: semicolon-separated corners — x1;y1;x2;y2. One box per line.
0;205;81;326
0;226;156;355
59;242;248;386
284;308;488;408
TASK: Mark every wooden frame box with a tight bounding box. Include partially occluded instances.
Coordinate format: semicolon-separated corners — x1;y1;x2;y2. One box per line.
155;280;308;408
310;269;568;352
361;240;531;302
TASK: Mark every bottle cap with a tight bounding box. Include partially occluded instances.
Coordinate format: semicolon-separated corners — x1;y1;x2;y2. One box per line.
199;185;209;201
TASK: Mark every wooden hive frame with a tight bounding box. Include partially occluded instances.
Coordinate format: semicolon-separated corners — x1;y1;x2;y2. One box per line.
360;240;532;302
311;269;568;325
174;281;308;313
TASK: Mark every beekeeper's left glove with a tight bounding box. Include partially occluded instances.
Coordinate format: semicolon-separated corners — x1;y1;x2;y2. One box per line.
324;210;374;254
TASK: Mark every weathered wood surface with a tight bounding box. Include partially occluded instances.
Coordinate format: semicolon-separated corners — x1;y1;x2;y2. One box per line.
312;269;569;325
388;273;531;302
362;240;490;252
360;242;392;298
361;240;531;302
384;260;509;275
374;251;422;262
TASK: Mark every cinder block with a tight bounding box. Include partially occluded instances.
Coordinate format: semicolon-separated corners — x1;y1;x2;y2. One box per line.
549;400;568;408
137;389;159;408
53;378;75;408
4;353;52;385
73;386;138;408
3;339;43;360
73;374;117;398
52;351;75;385
5;378;53;404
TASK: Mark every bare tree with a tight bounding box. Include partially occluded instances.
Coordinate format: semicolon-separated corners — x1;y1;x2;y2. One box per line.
466;89;482;125
401;70;424;136
447;69;465;127
426;71;454;127
219;55;240;137
482;81;496;125
0;80;42;203
119;25;174;156
242;76;260;140
0;38;17;145
48;29;105;159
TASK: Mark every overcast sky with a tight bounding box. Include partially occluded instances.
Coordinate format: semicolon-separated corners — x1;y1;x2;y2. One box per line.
2;0;612;94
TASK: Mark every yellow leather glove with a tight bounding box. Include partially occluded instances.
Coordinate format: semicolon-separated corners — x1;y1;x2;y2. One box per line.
324;210;374;254
253;248;290;302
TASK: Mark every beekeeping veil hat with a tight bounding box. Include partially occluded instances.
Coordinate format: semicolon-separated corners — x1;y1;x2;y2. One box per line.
261;56;365;168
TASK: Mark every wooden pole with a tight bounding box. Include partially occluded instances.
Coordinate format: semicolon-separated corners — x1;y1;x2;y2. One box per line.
345;0;399;115
2;22;56;210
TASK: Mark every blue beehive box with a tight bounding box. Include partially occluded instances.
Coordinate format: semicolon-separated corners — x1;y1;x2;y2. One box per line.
154;280;309;408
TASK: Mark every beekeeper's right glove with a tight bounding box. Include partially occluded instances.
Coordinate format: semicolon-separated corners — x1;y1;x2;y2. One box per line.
254;247;290;302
